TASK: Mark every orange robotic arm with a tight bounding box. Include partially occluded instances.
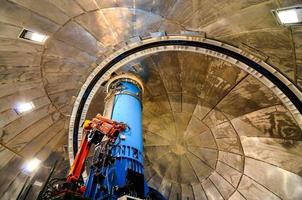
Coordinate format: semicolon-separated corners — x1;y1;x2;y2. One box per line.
66;114;126;186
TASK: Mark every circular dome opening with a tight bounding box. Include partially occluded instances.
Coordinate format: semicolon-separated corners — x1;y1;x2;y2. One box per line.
83;50;301;199
69;37;302;199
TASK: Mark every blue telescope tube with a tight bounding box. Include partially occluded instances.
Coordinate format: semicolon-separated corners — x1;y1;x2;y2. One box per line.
84;74;148;199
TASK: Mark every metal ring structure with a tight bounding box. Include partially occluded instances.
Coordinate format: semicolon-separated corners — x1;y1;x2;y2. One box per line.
106;73;145;94
68;34;302;166
113;91;142;103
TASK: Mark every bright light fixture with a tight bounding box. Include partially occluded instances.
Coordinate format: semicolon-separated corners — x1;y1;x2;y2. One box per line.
272;5;302;26
277;9;299;23
30;32;48;43
14;102;35;114
19;29;48;43
22;158;41;174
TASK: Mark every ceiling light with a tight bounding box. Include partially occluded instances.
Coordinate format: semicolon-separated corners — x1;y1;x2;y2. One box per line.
14;102;35;114
277;9;298;23
272;5;302;26
22;158;41;174
19;29;48;43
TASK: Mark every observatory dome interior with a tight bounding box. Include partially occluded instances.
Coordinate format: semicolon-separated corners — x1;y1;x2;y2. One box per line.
0;0;302;200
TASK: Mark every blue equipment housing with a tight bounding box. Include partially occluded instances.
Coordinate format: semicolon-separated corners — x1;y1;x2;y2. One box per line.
84;74;149;199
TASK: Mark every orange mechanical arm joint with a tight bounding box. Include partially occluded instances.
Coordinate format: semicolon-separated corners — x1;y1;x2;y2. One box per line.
66;115;126;184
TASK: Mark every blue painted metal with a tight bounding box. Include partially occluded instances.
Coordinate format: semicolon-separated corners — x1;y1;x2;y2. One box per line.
111;81;144;165
84;77;148;199
84;167;97;198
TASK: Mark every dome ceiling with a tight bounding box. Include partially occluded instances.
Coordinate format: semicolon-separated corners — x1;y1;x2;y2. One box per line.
0;0;302;199
86;51;302;199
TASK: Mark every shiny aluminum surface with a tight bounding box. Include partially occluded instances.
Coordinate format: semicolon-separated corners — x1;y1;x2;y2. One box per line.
0;0;302;199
